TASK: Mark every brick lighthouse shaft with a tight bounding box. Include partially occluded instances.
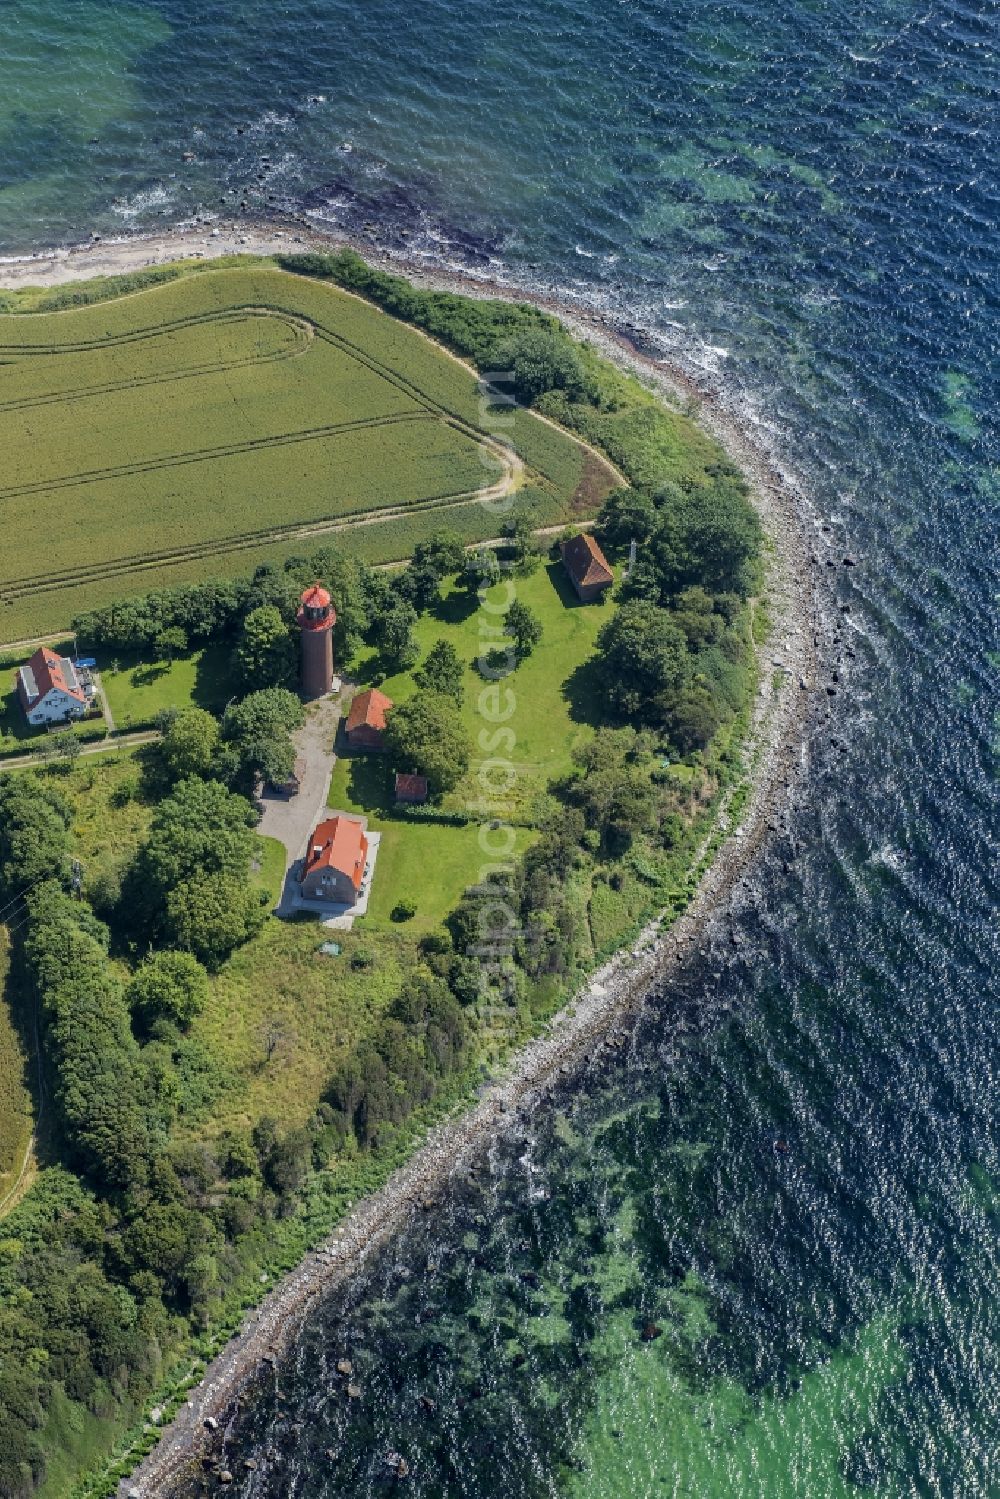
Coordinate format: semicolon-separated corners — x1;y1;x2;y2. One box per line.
296;585;335;698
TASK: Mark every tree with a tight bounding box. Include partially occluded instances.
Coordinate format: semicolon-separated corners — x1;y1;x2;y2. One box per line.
234;604;296;690
52;729;82;763
153;625;187;663
594;601;690;723
160;707;220;780
414;639;465;703
668;587;725;649
25;895;153;1188
128;950;210;1031
165;872;266;970
400;531;466;610
373;598;419;670
460;547;501;598
221;688;304;792
222;687;304;744
565;729;657;855
0;774;72;896
383;691;469;797
597;486;657;551
504;599;542;659
493;327;588;405
660;680;726;755
499;510;541;575
650;478;762;598
137;777;258;910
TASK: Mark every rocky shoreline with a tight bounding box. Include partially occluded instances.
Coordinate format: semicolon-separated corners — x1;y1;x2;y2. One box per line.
0;221;828;1497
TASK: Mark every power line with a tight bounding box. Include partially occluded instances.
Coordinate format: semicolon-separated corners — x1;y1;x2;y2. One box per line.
0;870;55;923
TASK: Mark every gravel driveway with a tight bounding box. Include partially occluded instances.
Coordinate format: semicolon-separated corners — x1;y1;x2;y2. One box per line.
257;694;341;883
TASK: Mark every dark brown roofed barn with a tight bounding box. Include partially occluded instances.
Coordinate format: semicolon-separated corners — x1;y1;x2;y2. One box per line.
561;532;614;603
394;772;429;805
345;687;394;750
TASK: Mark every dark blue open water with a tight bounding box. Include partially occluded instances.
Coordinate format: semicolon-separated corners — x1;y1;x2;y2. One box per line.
3;1;998;1494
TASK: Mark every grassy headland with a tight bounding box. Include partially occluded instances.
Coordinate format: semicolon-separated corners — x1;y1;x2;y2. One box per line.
0;252;780;1499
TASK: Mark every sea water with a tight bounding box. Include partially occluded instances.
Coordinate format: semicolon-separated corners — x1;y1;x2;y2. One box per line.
2;0;997;1493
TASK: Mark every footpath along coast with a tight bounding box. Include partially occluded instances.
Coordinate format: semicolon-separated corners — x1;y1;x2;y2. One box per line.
1;223;829;1497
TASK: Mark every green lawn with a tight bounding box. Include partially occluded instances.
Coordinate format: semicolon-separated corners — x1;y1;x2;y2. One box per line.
252;834;288;905
327;751;523;933
374;560;615;816
101;642;233;729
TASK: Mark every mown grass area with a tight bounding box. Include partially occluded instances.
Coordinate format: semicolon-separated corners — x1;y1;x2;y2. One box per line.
0;264;604;642
374;561;615;816
328;751;523;933
101;642;232;730
251;834;288;906
0;927;36;1214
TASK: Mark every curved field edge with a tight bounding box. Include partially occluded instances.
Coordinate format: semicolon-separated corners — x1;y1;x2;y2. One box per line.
0;264;616;642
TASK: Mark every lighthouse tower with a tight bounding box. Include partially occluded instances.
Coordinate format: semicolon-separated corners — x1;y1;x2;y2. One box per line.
296;584;336;698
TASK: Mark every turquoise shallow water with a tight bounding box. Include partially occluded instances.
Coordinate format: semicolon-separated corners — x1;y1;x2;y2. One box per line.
3;1;999;1494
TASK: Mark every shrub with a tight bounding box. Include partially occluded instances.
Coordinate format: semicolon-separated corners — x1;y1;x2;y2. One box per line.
127;950;211;1031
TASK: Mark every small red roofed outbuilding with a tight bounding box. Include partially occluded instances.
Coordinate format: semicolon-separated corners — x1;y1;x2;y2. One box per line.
345;688;393;750
560;532;614;603
394;772;429;805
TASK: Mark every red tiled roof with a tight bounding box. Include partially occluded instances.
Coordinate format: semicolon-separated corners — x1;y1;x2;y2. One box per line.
561;532;614;590
346;687;393;735
303;816;368;892
300;583;331;609
395;773;429;802
24;647;85;705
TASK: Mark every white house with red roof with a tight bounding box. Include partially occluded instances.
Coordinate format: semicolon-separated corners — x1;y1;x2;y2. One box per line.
299;814;370;905
17;646;94;726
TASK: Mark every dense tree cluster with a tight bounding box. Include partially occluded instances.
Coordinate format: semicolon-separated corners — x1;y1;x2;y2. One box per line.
382;691;470;797
218;687;305;795
72;549;381;677
0;774;72;895
278;249;562;369
233;603;297;691
26;883;154;1187
588;471;760;754
325;968;469;1147
134;777;265;968
399;531;466;612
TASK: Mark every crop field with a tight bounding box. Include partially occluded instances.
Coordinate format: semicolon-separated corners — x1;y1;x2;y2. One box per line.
0;266;612;642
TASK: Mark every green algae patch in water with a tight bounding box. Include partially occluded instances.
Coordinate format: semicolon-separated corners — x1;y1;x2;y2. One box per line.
564;1311;908;1498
